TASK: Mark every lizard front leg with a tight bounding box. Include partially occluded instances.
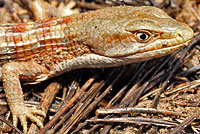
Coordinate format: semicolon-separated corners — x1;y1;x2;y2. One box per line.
2;62;50;133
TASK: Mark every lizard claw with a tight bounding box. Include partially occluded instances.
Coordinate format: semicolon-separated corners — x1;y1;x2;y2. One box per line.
11;106;45;133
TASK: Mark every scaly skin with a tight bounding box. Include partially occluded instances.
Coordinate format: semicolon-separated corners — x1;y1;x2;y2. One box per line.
0;6;193;133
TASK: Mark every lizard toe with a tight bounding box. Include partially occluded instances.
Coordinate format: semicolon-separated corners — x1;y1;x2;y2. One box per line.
19;115;28;133
26;112;44;128
10;106;45;133
12;114;18;127
31;109;46;118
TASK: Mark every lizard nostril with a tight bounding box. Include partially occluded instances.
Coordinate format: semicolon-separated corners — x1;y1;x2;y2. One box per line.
178;33;182;37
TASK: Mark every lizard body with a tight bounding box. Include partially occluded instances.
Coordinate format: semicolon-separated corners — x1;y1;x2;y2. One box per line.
0;6;193;132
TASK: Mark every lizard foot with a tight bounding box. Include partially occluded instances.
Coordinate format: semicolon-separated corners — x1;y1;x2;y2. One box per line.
11;106;46;133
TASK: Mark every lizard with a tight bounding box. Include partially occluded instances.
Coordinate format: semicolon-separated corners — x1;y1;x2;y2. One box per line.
0;6;194;133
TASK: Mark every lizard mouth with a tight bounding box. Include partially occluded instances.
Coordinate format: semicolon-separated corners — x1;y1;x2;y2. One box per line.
136;37;192;54
121;38;192;62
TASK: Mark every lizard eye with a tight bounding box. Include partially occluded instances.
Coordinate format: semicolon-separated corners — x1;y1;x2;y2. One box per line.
135;31;151;42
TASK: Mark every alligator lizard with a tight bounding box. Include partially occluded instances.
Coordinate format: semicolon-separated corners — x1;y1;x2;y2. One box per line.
0;6;193;133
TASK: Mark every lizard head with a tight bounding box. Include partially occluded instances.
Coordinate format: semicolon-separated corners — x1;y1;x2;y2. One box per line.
85;6;194;66
55;6;194;71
